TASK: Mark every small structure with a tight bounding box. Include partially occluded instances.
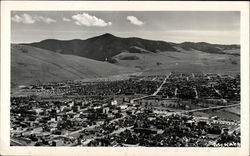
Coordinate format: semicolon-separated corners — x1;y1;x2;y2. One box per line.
111;99;118;105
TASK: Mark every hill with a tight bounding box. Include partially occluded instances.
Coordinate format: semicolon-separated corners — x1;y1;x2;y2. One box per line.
25;33;240;62
24;33;178;61
11;44;136;87
178;42;240;55
113;49;240;75
14;34;240;86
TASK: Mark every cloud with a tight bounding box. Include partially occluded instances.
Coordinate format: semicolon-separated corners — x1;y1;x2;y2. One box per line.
72;13;112;27
34;16;56;24
11;13;35;24
127;16;145;26
62;17;71;22
11;13;56;24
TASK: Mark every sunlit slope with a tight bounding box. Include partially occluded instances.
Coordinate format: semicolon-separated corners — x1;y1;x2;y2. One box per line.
11;44;135;87
113;49;240;75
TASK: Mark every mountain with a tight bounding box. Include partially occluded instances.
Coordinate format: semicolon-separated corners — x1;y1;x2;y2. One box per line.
24;33;240;62
11;44;136;87
178;42;240;55
24;33;178;61
13;34;240;87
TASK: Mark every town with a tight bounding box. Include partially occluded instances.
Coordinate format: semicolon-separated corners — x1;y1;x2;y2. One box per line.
10;72;241;147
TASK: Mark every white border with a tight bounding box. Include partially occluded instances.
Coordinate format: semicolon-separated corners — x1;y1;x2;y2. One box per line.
1;1;249;156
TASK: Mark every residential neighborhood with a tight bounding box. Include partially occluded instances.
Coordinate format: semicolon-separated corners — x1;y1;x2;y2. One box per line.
11;72;240;147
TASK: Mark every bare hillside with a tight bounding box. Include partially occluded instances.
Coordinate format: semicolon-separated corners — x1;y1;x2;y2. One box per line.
11;44;136;87
113;49;240;75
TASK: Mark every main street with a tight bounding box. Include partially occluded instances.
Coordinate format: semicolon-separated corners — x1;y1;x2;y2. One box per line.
153;72;171;96
131;73;171;102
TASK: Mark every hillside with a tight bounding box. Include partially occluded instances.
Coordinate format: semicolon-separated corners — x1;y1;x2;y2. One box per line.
113;49;240;75
178;42;240;55
14;34;240;86
25;33;240;62
24;33;178;61
11;44;136;87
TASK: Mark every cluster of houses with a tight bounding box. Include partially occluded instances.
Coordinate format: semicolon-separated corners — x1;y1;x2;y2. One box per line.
11;72;240;147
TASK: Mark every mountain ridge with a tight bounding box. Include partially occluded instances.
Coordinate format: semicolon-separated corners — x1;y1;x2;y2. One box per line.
24;33;178;61
22;33;240;61
25;33;240;46
11;33;240;87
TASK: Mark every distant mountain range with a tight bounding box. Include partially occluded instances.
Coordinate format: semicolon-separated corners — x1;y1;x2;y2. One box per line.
24;33;240;61
12;33;240;87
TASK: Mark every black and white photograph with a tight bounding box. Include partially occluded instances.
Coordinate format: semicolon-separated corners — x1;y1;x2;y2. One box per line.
1;1;249;156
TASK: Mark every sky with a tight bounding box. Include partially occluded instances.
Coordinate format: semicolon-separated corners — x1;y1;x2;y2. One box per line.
11;11;240;44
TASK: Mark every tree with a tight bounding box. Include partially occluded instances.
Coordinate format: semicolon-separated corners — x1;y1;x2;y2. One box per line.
156;62;161;66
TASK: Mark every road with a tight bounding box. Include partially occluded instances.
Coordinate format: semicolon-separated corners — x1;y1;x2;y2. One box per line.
174;88;178;97
50;115;126;140
192;73;195;78
181;103;240;114
132;73;171;101
193;87;198;99
152;76;167;96
139;77;145;81
153;73;171;96
213;86;222;97
151;77;157;81
157;104;240;117
131;95;154;102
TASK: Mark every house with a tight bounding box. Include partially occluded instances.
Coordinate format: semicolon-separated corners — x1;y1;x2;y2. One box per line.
111;99;118;105
103;107;110;114
119;104;128;110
